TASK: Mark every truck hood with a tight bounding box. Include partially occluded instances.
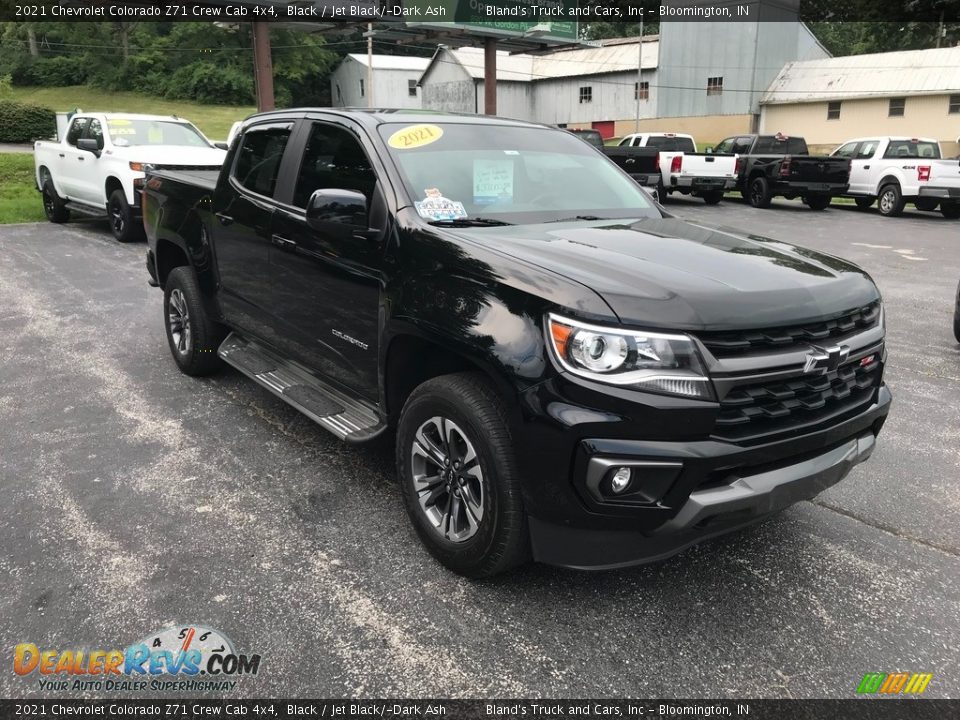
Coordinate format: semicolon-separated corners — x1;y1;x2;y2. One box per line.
454;217;880;331
108;145;226;167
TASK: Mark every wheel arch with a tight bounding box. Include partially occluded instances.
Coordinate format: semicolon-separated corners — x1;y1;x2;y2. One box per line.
104;175;125;206
876;174;902;194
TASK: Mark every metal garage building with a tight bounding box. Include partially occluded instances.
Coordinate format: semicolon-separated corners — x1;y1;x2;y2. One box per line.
330;54;430;109
760;46;960;156
417;20;829;143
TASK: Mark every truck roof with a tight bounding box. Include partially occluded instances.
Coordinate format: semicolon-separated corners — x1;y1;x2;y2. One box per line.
70;112;197;123
840;136;939;144
238;107;550;131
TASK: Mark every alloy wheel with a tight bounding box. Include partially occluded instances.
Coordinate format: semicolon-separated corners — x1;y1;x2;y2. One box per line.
167;288;192;355
410;416;485;543
110;200;125;235
879;190;894;214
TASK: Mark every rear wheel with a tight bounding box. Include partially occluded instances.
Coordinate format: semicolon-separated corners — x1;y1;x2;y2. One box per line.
803;194;831;211
656;179;667;203
877;184;905;217
397;372;529;578
41;178;70;223
854;197;874;210
107;188;144;243
163;266;227;376
701;190;724;205
914;198;939;212
941;203;960;220
747;175;772;208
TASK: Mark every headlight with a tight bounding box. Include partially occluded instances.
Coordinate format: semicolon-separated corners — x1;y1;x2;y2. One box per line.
547;313;714;399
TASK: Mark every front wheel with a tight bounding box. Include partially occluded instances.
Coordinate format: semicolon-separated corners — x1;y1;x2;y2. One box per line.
107;188;144;243
941;203;960;220
747;176;772;208
42;179;70;223
877;184;905;217
163;266;227;376
803;194;831;211
397;373;529;578
701;190;724;205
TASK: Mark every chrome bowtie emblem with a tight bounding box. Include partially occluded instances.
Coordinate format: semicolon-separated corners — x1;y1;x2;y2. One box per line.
803;344;850;375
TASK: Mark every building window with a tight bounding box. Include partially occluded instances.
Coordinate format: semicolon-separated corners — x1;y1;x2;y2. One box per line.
707;76;723;96
408;79;418;97
888;97;905;117
579;86;592;104
950;94;960;114
635;81;649;101
359;78;365;97
827;101;841;120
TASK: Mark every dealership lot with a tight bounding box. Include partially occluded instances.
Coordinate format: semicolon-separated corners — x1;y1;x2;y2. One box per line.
1;199;958;698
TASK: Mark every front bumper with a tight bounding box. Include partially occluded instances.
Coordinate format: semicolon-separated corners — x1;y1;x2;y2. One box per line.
520;380;891;570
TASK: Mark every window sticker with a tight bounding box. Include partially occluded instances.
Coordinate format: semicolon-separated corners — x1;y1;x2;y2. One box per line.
473;159;514;205
414;188;467;221
387;124;444;150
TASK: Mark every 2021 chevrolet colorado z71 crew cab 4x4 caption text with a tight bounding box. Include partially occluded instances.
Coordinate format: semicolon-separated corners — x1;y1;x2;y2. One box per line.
143;110;891;577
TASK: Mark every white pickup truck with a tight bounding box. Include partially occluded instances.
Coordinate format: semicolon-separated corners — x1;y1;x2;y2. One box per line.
616;132;739;204
831;136;960;219
35;113;227;242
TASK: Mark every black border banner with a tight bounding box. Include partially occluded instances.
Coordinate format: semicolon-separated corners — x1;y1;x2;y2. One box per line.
0;699;957;719
0;0;959;23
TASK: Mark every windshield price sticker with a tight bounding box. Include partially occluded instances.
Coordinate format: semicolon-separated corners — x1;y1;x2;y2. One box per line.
415;188;467;221
388;124;444;150
474;159;515;205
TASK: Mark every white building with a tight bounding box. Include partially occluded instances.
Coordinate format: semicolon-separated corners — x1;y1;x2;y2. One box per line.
760;46;960;156
330;54;430;109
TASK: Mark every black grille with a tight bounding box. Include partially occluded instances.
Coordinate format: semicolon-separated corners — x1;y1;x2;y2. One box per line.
698;302;881;357
713;354;882;442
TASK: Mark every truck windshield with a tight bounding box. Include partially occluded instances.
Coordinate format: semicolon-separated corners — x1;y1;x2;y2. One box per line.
106;119;212;148
379;122;660;225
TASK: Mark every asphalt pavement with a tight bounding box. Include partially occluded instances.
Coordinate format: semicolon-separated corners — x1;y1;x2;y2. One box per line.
1;198;958;699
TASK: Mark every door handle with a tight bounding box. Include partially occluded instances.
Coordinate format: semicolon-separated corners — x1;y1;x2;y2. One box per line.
78;157;84;161
271;234;297;250
58;153;65;158
863;165;870;169
215;213;234;226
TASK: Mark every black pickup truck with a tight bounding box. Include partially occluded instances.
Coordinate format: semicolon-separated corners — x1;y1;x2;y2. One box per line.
599;146;662;198
715;133;851;210
143;110;890;577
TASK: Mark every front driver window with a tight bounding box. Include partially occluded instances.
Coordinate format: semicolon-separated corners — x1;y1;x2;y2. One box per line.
293;123;377;209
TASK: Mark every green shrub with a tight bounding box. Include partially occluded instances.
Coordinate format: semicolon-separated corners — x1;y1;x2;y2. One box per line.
163;62;254;106
0;101;56;143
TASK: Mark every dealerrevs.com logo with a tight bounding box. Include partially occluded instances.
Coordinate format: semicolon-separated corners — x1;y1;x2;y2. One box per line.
13;625;261;692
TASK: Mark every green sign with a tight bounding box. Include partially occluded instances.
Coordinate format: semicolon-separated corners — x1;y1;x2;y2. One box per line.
405;0;580;43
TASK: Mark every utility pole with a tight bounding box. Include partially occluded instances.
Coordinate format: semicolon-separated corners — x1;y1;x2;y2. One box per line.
484;37;497;115
367;23;374;108
635;17;644;133
251;22;275;111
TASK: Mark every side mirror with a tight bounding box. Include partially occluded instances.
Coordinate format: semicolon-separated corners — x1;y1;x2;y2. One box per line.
77;137;101;158
214;141;228;150
306;188;368;230
705;146;714;154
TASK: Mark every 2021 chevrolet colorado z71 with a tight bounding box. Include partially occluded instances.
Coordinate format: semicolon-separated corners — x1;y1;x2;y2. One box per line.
143;110;891;577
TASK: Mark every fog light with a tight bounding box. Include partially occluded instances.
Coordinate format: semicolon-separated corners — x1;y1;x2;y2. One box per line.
610;467;632;494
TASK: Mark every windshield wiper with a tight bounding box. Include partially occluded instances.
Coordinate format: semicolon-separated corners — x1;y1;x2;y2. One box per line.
545;215;610;223
427;217;513;227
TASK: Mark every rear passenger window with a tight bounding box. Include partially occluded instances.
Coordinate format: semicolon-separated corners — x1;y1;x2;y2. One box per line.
293;123;376;209
65;118;89;146
856;142;878;159
233;125;292;197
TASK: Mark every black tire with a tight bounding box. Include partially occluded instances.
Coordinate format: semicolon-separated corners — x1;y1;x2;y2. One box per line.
41;178;70;223
941;203;960;220
747;175;772;208
803;194;831;211
656;179;668;203
877;183;905;217
914;198;939;212
163;266;227;376
954;283;960;344
854;197;874;210
397;372;529;578
107;188;144;243
701;190;724;205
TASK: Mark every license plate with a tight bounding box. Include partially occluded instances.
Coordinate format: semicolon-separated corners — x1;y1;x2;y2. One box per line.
809;183;830;192
695;180;723;188
632;174;648;184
